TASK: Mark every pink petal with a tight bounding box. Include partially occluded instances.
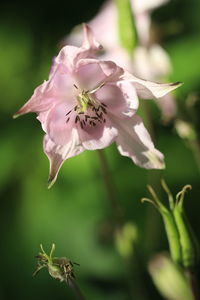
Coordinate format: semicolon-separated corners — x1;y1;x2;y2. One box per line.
55;45;87;72
131;0;169;14
46;63;75;99
46;102;76;146
13;80;49;118
157;94;177;122
44;132;84;188
82;23;103;51
64;3;117;52
121;71;183;99
89;1;118;51
112;115;165;169
133;45;172;80
14;63;74;118
78;115;118;150
76;59;123;91
55;24;102;73
95;82;138;118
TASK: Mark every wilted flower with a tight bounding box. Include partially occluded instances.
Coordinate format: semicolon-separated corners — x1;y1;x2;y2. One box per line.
33;244;77;283
15;25;181;187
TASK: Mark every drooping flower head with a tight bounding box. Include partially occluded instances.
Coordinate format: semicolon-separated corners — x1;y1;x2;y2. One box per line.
14;24;181;187
66;0;176;123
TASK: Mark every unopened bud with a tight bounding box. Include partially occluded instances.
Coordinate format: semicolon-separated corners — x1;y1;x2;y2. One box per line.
173;185;200;268
175;119;196;141
142;180;200;269
148;253;194;300
115;222;138;258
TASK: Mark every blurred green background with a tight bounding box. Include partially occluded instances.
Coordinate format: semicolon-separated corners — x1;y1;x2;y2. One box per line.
1;0;200;299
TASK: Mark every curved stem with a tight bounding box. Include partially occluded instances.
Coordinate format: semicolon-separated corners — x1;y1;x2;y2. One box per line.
67;277;86;300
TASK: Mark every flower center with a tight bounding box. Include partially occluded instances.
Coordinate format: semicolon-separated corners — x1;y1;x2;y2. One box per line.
76;90;94;113
65;86;107;129
66;83;107;129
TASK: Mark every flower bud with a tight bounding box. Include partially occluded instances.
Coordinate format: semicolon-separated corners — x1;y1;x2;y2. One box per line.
148;253;194;300
115;222;138;258
142;184;182;264
175;119;196;141
142;180;200;269
173;185;200;268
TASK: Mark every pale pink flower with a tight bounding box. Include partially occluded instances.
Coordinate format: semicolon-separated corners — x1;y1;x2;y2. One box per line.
14;25;181;187
65;0;176;122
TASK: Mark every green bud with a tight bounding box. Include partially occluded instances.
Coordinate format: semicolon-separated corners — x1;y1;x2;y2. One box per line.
142;185;182;264
173;185;200;268
115;222;138;258
175;120;196;141
142;181;200;270
148;254;194;300
114;0;137;54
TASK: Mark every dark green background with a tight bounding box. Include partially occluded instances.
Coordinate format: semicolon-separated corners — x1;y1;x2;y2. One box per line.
1;0;200;299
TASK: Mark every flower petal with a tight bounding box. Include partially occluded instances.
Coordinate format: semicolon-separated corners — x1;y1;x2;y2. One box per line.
157;94;177;123
82;23;103;51
121;71;183;99
14;63;73;118
76;59;123;91
78;115;118;150
112;115;165;169
45;102;76;146
13;80;49;118
44;131;84;188
133;45;172;80
95;81;139;118
55;24;102;72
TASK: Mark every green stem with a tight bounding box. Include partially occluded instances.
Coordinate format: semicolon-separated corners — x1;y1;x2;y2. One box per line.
97;149;123;225
67;277;86;300
161;212;182;264
140;100;162;256
189;139;200;173
185;269;200;300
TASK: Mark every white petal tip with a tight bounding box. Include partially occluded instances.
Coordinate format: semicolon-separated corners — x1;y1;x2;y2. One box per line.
13;114;19;119
47;176;57;189
158;81;183;98
144;150;165;169
82;23;103;51
13;110;23;119
170;81;183;89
